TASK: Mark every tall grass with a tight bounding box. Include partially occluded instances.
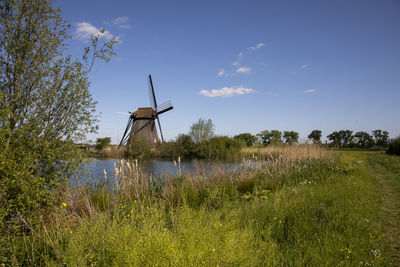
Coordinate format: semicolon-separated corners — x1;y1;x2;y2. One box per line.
1;146;389;265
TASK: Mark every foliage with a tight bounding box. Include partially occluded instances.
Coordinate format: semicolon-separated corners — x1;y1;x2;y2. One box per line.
0;0;116;222
257;130;282;146
95;137;111;149
327;130;353;147
195;136;245;160
127;136;152;159
372;130;389;147
308;130;322;144
2;150;394;265
387;136;400;156
283;131;299;145
353;131;374;148
234;133;257;147
189;118;215;144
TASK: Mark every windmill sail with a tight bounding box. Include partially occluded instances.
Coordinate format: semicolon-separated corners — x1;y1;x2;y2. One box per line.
119;75;173;147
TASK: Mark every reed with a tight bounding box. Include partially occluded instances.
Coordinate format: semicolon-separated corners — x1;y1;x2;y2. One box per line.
2;148;393;266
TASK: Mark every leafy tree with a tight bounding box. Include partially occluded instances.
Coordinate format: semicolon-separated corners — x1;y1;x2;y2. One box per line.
327;131;341;147
353;132;374;148
327;130;354;148
0;0;117;219
96;137;111;149
189;118;215;144
283;131;299;145
308;130;322;144
387;136;400;156
234;133;257;147
257;130;282;146
338;130;354;147
175;134;195;158
372;130;389;146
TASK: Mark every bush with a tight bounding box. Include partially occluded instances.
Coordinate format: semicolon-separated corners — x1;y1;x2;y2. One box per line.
387;137;400;156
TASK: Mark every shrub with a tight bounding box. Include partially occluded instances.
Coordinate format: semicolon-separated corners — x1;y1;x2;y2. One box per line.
387;137;400;156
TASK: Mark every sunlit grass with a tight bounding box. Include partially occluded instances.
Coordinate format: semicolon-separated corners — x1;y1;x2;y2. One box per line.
2;146;394;266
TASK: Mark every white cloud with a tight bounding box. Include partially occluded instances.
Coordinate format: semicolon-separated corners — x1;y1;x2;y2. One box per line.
75;22;114;40
236;66;251;74
232;61;240;66
217;69;225;76
199;86;257;98
113;16;131;29
303;89;316;93
300;64;308;70
249;43;265;50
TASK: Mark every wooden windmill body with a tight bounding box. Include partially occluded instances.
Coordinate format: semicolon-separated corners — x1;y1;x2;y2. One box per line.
119;75;173;148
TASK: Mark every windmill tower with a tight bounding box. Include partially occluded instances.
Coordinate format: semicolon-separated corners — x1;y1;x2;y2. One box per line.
119;75;173;147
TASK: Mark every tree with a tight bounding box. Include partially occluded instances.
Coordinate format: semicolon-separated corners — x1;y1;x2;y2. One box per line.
327;131;341;147
257;130;282;146
189;118;215;144
353;132;374;148
0;0;117;219
372;130;389;146
327;130;354;147
283;131;299;145
234;133;257;147
338;130;353;148
308;130;322;144
96;137;111;149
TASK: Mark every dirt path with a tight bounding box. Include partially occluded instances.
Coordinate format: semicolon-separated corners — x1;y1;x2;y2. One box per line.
366;154;400;264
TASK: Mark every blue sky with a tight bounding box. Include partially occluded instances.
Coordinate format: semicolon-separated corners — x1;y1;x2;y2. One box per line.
57;0;400;144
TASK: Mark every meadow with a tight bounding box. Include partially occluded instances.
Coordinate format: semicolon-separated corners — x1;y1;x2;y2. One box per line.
1;145;399;266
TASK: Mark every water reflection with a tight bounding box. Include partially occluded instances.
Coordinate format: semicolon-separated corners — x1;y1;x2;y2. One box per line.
69;158;266;187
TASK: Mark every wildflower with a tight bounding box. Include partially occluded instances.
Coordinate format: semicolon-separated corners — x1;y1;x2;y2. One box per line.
212;248;215;252
273;217;277;220
61;202;67;207
219;223;222;227
69;230;73;234
279;220;282;224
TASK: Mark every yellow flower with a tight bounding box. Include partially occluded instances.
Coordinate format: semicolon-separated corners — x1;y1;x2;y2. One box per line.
61;202;67;207
219;223;222;227
279;220;282;224
273;217;277;220
212;248;215;252
69;230;72;234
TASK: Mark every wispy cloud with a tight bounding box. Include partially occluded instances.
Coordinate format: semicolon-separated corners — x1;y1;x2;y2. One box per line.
236;66;251;74
199;86;257;98
300;64;309;70
217;69;225;76
113;16;131;29
75;22;114;40
291;64;310;75
303;89;316;94
248;43;265;50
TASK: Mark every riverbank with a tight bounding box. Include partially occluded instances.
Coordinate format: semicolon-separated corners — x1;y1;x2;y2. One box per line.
2;148;399;265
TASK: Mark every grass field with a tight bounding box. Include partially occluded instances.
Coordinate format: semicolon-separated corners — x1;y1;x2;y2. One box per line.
1;146;399;266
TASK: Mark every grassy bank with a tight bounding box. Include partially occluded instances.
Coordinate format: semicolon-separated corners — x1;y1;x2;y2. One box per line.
1;146;398;265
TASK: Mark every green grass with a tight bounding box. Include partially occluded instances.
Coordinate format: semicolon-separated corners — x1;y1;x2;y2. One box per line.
2;150;399;266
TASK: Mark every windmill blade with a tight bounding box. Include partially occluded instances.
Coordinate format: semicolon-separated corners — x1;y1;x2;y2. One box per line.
156;115;164;142
119;116;134;146
148;75;158;110
156;100;173;115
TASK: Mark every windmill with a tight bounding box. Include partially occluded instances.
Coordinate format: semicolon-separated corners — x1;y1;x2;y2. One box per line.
119;75;173;147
